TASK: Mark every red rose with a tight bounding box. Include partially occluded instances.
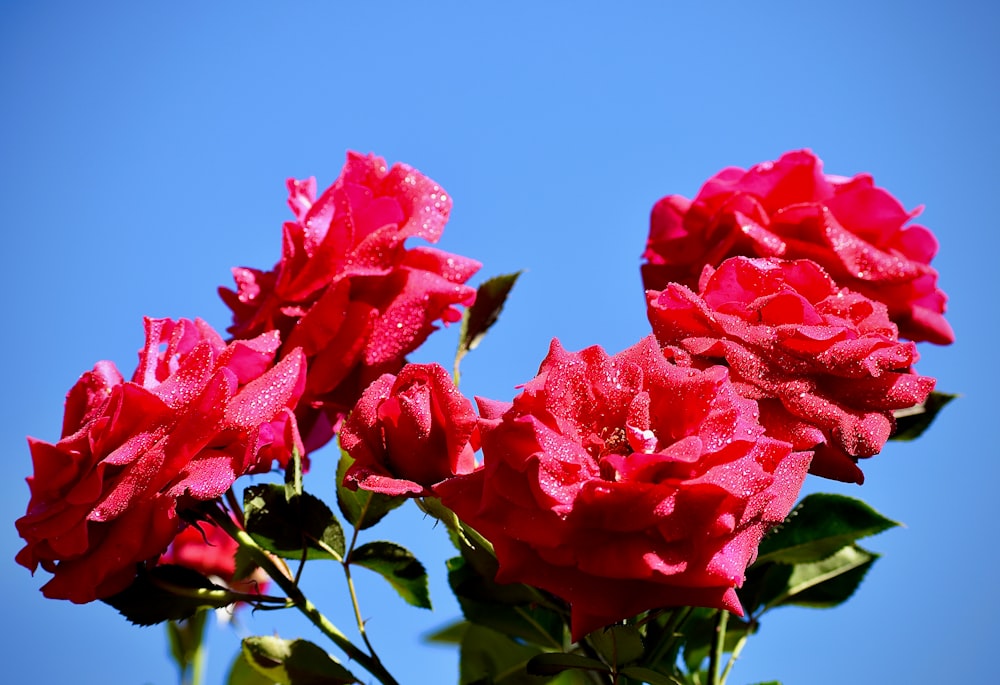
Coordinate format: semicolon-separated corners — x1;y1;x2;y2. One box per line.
159;515;269;601
219;152;481;447
641;149;953;344
647;257;936;484
435;336;810;640
341;363;478;496
16;317;305;603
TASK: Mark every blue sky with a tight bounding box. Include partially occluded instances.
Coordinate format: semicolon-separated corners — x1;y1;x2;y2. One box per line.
2;2;998;683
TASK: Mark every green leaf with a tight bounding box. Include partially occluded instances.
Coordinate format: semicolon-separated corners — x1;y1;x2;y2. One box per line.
103;565;235;625
447;545;505;601
526;653;609;677
421;497;500;581
754;544;878;612
755;494;898;565
241;636;356;685
455;271;522;380
620;666;686;685
587;624;644;666
243;483;346;561
349;541;432;609
424;619;470;645
891;391;957;441
335;450;404;530
780;553;876;608
419;496;471;546
459;624;545;685
770;545;877;610
167;609;209;682
233;543;263;584
227;650;276;685
448;555;566;649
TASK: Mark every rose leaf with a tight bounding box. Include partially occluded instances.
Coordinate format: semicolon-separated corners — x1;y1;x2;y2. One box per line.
335;449;404;530
745;545;878;616
891;391;957;441
226;649;274;685
103;565;233;626
455;271;522;380
754;493;898;565
348;541;431;609
241;636;355;685
243;483;345;561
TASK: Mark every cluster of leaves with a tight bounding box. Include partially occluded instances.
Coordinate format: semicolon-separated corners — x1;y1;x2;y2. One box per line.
421;493;900;685
107;445;424;685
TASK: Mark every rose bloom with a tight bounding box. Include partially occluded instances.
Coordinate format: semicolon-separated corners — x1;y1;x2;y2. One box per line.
16;317;305;603
641;149;953;344
647;257;936;484
220;152;481;447
435;336;810;640
342;363;478;496
160;515;269;601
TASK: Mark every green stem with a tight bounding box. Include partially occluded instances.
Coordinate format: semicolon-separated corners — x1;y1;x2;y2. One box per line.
343;563;378;654
206;504;399;685
708;610;729;685
643;606;693;669
719;619;753;685
152;577;291;608
169;610;209;685
190;633;206;685
342;505;385;664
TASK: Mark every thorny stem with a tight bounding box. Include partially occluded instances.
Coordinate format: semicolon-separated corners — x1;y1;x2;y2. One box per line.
151;577;291;608
342;495;386;665
343;563;377;654
205;503;400;685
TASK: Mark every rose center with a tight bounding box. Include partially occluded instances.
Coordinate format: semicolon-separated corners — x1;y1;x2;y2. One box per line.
588;425;633;481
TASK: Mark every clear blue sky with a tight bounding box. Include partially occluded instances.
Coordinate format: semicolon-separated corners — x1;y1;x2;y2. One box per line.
3;2;997;683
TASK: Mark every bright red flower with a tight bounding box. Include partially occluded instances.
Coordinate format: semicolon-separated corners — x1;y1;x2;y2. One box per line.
342;363;478;496
16;317;305;603
641;149;953;344
219;152;481;447
647;257;936;483
435;336;810;640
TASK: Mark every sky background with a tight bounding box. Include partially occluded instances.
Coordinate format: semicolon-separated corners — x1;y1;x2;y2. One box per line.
2;2;998;684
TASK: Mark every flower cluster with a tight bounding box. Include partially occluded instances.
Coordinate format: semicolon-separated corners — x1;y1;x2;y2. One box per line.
18;149;950;682
17;153;477;607
340;150;947;635
16;317;305;602
641;149;953;344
